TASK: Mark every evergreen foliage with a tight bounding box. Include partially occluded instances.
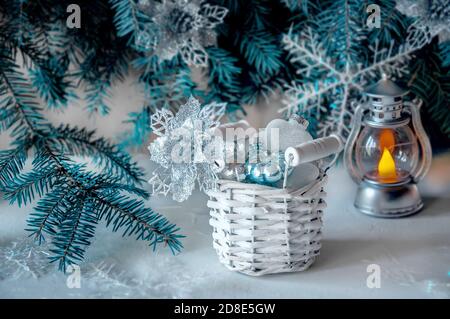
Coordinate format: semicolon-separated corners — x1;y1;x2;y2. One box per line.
3;0;440;146
0;0;183;271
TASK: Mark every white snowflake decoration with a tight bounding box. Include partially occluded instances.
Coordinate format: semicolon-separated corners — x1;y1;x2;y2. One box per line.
396;0;450;43
148;96;226;202
137;0;228;67
281;8;442;139
0;240;52;280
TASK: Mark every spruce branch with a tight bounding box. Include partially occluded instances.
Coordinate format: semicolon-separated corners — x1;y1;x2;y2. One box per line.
109;0;142;40
0;39;183;271
27;186;77;244
51;125;145;184
239;31;283;76
0;147;28;185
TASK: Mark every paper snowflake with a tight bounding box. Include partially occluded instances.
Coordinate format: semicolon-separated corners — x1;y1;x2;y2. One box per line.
0;240;52;280
148;96;226;202
396;0;450;43
136;0;228;67
280;2;443;139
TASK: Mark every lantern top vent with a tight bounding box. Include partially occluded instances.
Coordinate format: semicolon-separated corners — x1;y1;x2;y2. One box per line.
366;75;408;98
364;75;409;125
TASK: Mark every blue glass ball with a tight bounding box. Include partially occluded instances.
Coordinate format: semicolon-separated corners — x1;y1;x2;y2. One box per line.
245;152;289;185
246;162;266;184
263;162;283;183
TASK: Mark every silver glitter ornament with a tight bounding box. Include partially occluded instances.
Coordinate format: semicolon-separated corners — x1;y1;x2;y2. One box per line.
148;96;226;202
396;0;450;43
137;0;228;66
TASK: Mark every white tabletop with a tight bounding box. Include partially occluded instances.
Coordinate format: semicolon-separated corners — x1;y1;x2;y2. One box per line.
1;154;449;298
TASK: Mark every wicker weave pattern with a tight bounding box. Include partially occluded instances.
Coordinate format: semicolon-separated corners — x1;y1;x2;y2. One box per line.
207;173;327;276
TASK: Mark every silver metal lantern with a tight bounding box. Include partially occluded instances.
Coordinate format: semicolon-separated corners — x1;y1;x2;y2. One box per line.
344;75;432;218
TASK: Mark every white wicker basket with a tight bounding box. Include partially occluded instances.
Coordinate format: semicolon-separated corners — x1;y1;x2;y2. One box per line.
207;169;328;276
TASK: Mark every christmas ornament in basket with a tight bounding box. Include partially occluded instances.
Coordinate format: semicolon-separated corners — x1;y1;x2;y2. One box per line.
207;134;343;276
146;98;343;276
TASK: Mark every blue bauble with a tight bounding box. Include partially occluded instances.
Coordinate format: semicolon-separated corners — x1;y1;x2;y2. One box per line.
246;162;266;184
263;162;283;183
245;150;291;186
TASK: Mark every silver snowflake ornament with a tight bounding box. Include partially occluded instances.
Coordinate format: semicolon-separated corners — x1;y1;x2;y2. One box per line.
397;0;450;43
137;0;228;67
148;96;226;202
0;240;52;280
280;1;447;141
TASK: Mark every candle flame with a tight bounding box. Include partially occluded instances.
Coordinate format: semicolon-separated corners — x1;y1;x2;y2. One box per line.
378;129;397;182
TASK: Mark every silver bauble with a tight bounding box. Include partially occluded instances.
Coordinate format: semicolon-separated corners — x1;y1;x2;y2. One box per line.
245;150;291;185
261;116;313;152
220;163;246;181
262;162;283;184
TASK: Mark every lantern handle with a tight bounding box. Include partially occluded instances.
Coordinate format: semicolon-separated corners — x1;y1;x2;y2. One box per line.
405;99;432;182
344;101;368;183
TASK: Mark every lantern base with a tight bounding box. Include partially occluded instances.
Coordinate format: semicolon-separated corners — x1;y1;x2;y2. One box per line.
354;178;423;218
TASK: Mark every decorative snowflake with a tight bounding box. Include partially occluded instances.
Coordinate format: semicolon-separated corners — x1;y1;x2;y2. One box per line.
0;240;52;280
148;96;226;202
396;0;450;43
281;4;441;139
136;0;228;67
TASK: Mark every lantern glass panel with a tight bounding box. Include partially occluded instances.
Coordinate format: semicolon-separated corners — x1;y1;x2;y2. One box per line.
355;125;419;183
